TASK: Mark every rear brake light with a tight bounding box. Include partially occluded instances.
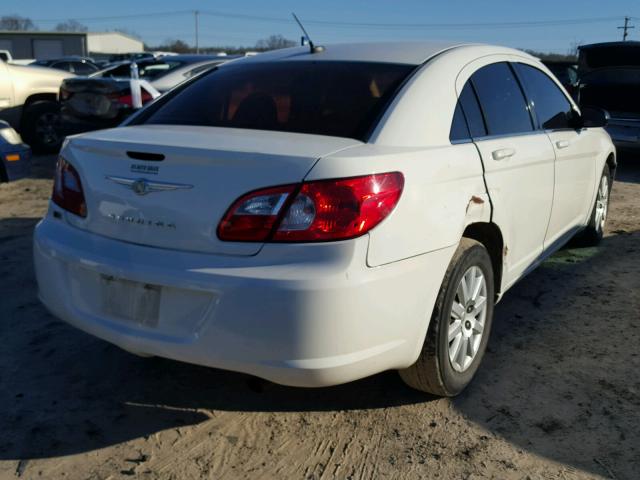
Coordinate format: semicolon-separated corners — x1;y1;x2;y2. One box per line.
109;90;154;107
52;157;87;217
217;172;403;242
217;185;296;241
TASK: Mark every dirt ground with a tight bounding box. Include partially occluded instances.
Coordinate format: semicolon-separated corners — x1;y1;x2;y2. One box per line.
0;154;638;480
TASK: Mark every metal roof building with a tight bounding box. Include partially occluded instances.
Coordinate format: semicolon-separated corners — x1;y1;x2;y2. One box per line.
0;31;144;60
0;31;87;60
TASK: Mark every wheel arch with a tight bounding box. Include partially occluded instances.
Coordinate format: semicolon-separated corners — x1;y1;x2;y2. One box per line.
23;93;57;108
462;222;504;297
20;93;58;131
605;151;616;180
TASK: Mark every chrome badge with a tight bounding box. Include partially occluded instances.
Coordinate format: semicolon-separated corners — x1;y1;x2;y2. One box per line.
106;213;176;229
105;175;193;196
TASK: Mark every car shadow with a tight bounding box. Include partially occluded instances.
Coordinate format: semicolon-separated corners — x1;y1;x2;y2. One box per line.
1;235;638;476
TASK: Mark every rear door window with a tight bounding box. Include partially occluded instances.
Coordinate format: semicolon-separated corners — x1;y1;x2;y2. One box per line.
514;63;573;130
140;61;415;141
471;62;533;136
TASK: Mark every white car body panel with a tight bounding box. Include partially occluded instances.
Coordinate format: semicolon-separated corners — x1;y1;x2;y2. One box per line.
34;42;615;387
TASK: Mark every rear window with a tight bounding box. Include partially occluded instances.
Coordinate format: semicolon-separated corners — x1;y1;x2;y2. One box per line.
581;46;640;70
140;61;415;140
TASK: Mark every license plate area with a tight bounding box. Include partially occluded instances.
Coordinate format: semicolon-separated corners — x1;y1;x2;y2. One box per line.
100;274;161;327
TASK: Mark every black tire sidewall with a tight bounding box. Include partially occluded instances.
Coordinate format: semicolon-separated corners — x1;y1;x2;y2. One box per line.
436;244;495;395
584;164;612;243
22;101;62;153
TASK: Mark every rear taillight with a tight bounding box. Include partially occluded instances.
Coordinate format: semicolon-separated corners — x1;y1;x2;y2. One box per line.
52;157;87;218
109;89;154;107
217;172;404;242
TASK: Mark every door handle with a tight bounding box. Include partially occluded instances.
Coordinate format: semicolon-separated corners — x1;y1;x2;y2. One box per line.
556;140;570;149
491;148;516;161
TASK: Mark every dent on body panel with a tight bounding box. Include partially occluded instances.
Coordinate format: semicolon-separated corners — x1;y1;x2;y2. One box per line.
361;144;488;267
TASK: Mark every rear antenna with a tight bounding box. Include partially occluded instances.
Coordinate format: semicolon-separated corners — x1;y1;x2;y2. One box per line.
292;13;324;53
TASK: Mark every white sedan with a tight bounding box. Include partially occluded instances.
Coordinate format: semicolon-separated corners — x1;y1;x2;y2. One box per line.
34;42;615;396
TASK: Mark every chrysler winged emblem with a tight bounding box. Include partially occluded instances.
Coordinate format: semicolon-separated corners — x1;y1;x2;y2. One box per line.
105;176;193;196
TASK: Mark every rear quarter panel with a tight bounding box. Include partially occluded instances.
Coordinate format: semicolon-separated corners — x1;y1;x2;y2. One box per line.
306;143;490;267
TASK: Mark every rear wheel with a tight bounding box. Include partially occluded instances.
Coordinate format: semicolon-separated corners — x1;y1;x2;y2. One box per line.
580;164;611;246
399;238;495;396
21;101;63;154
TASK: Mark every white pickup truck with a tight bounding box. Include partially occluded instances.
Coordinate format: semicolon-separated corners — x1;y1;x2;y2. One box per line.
0;58;72;152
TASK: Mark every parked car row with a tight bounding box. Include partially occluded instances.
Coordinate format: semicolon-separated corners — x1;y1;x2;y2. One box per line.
31;56;100;75
577;41;640;153
0;53;238;162
59;55;235;136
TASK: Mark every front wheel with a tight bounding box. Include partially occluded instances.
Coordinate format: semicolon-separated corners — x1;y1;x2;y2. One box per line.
580;164;611;246
21;101;63;154
399;238;495;396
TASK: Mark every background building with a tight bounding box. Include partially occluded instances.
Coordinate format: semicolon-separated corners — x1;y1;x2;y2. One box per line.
0;31;86;60
87;32;144;55
0;31;144;60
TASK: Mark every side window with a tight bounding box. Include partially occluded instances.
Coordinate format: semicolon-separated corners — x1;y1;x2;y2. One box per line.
72;62;96;75
52;61;72;73
450;102;470;141
471;62;533;136
515;63;573;130
450;82;487;141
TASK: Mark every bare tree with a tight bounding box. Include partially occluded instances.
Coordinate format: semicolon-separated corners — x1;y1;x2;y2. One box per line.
158;39;191;54
255;35;296;51
0;15;37;31
567;40;583;59
54;19;88;32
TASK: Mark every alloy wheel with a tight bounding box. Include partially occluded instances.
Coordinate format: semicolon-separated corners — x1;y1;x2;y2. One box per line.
594;175;609;233
448;266;488;373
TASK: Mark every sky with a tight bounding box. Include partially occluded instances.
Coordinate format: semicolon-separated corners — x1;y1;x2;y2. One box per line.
6;0;640;53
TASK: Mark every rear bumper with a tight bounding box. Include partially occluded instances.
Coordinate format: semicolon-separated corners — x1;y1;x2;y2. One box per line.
606;121;640;150
0;144;31;182
33;210;454;387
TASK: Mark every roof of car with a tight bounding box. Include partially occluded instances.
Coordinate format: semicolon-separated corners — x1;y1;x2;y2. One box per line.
240;41;471;65
160;54;232;62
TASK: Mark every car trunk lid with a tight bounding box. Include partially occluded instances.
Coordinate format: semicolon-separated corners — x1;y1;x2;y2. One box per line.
65;125;361;256
61;78;154;120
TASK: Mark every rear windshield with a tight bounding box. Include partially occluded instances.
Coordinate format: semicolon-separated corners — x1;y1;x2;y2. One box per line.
580;46;640;71
139;61;415;140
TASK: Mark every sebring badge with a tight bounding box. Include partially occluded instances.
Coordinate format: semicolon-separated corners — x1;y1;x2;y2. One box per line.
106;213;177;229
105;175;193;196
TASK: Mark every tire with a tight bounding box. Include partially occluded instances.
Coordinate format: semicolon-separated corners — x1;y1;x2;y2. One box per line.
399;238;495;396
21;101;63;154
579;164;611;246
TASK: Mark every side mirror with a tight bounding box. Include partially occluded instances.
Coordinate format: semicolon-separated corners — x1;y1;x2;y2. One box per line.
579;106;610;128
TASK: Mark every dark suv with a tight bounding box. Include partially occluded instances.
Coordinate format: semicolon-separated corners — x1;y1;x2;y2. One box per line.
578;41;640;152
